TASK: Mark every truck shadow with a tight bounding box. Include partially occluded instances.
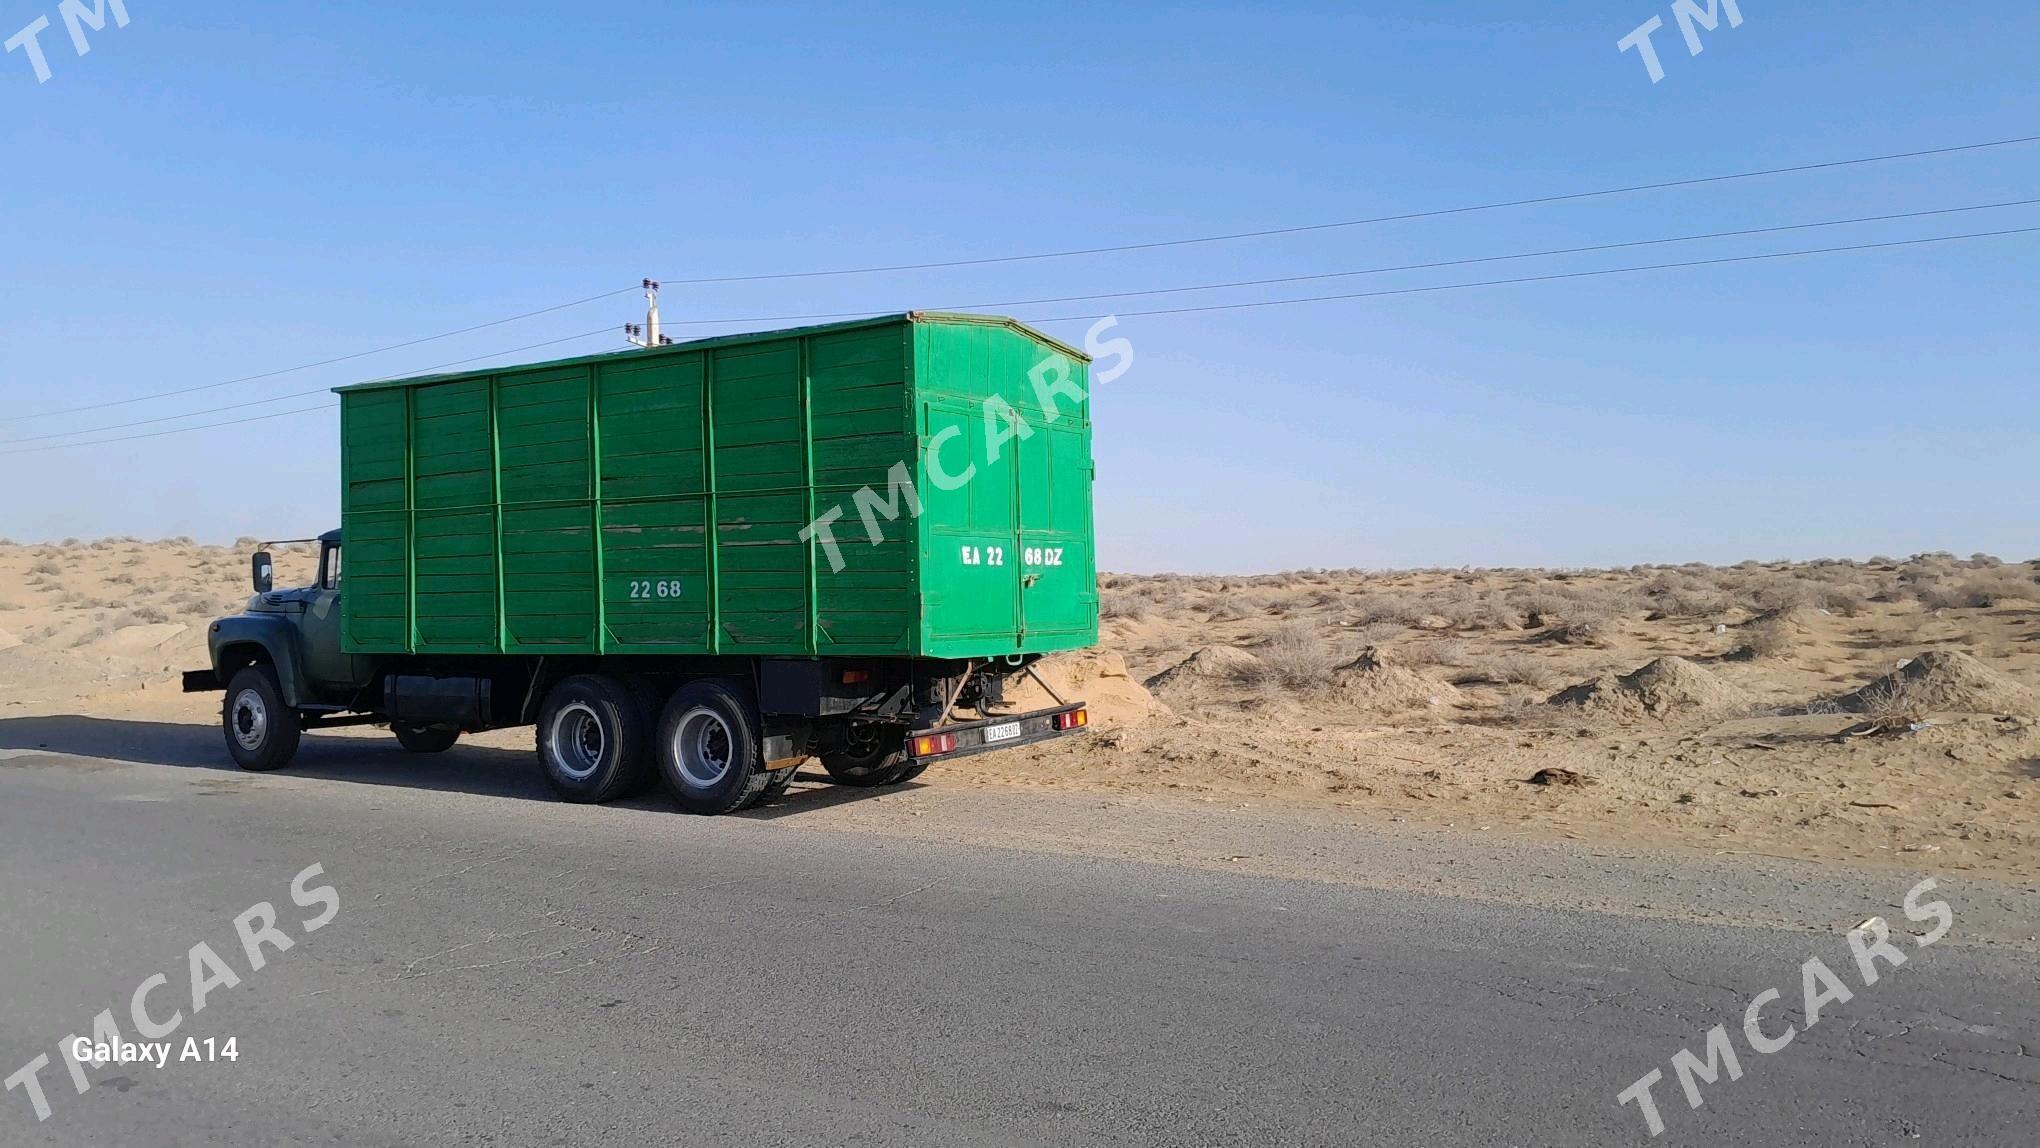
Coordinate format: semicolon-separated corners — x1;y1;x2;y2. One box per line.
0;715;908;815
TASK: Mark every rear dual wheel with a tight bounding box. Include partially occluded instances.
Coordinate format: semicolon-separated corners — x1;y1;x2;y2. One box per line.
654;680;772;815
536;675;652;803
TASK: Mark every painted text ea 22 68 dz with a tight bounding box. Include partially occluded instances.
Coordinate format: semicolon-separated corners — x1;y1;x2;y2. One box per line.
5;0;129;85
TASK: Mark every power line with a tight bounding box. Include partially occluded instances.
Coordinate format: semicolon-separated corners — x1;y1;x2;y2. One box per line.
10;133;2032;428
10;223;2036;454
1021;224;2040;323
0;286;641;425
0;403;340;456
656;132;2040;285
0;327;626;446
648;196;2040;328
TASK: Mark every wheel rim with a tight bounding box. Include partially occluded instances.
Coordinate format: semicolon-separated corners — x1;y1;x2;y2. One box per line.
231;689;268;751
674;708;734;789
839;723;890;769
548;702;606;781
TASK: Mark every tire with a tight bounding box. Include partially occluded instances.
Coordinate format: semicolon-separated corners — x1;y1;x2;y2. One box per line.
535;675;651;803
393;723;460;754
819;723;914;787
654;680;768;815
752;765;799;807
222;665;302;772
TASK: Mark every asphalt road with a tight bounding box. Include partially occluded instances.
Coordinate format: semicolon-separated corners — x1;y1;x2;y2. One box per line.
0;732;2035;1146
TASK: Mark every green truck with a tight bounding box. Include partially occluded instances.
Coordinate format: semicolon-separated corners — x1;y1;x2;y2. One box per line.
183;312;1099;813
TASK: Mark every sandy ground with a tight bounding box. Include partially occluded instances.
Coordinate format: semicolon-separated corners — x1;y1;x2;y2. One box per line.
2;539;2036;884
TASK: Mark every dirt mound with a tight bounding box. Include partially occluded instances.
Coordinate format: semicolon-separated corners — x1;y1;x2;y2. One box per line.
1743;605;1824;632
0;626;19;652
1549;656;1748;717
1144;645;1264;692
1840;651;2038;716
1333;648;1460;711
1009;649;1167;727
85;622;189;654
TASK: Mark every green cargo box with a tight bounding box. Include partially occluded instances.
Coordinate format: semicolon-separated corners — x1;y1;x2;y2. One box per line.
335;312;1099;661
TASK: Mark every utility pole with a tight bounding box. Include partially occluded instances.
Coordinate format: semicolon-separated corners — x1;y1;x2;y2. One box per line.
625;279;674;348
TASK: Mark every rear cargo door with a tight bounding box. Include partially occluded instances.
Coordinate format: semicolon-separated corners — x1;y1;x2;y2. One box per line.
921;393;1021;647
1016;420;1095;643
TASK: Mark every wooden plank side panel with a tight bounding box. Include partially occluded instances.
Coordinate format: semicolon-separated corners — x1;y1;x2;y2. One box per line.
497;365;596;649
410;379;493;511
344;509;409;652
598;353;706;502
600;497;711;650
501;503;597;648
340;389;409;652
405;378;499;652
711;342;809;650
715;490;808;649
413;507;499;651
808;325;916;653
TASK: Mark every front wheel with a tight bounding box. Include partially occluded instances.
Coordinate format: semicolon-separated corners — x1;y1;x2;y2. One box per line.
222;665;302;772
393;723;460;753
655;680;768;815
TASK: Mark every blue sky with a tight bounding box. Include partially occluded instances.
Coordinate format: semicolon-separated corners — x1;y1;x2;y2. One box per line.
1;1;2034;571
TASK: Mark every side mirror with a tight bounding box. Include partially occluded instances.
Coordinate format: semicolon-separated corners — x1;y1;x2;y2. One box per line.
252;551;274;594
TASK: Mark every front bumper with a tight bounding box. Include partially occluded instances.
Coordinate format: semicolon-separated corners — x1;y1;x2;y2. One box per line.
182;669;223;693
909;702;1088;762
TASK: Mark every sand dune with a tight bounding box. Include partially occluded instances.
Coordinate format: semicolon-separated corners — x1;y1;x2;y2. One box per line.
3;540;2035;880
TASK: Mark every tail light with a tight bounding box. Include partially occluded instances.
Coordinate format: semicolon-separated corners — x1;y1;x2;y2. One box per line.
1051;709;1088;731
912;732;956;757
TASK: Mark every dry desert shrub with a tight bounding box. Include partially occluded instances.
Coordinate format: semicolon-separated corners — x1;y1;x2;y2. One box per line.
1354;592;1426;627
27;558;63;576
1199;595;1252;621
1815;583;1871;616
1954;569;2037;607
1744;578;1821;614
1507;588;1571;622
1739;614;1797;659
1855;676;1931;733
1099;591;1150;621
1235;621;1343;690
1913;570;2034;610
1399;638;1471;668
120;605;172;626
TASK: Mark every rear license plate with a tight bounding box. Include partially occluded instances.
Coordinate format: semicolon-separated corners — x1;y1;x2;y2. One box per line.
982;721;1022;743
